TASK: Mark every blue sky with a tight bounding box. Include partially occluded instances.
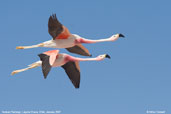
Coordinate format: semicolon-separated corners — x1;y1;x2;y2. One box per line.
0;0;171;114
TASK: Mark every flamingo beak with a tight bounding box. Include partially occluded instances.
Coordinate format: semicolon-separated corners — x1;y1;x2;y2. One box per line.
119;34;125;38
105;54;111;59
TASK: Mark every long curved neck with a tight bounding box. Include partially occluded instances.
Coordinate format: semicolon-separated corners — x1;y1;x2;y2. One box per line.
66;55;100;62
75;35;119;44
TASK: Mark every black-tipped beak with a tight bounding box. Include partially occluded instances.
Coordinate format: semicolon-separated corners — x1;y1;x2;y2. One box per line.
119;34;125;38
105;54;111;59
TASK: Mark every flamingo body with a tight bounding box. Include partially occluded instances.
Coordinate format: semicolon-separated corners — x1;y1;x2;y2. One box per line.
12;50;110;88
51;54;67;67
16;14;124;56
42;34;84;49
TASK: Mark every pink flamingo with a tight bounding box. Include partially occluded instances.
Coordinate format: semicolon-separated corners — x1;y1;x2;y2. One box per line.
16;14;124;56
11;50;111;88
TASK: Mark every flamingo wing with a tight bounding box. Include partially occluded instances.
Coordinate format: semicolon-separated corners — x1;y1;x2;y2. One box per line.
48;14;71;40
66;44;91;56
38;54;52;79
62;61;80;88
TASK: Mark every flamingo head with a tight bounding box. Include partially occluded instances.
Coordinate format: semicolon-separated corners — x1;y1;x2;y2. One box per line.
113;33;125;38
97;54;111;61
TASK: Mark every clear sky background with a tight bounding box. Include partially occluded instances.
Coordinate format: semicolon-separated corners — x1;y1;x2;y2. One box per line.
0;0;171;114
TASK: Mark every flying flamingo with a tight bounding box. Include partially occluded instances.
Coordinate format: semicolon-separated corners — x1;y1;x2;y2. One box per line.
11;50;111;88
16;14;124;56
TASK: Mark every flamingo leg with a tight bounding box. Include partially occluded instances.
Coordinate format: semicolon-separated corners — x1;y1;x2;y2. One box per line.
11;61;41;75
16;43;44;49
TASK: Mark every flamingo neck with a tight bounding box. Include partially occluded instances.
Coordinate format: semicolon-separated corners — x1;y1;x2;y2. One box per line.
65;55;100;62
75;36;119;44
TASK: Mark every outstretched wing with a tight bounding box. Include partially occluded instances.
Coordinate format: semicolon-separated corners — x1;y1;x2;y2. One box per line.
61;61;80;88
48;14;71;40
66;44;91;56
38;54;52;79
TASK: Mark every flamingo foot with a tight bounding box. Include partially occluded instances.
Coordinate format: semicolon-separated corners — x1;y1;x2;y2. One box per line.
16;46;24;49
11;70;20;75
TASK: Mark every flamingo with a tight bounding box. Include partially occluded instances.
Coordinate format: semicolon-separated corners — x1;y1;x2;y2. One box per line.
11;50;111;88
16;14;124;56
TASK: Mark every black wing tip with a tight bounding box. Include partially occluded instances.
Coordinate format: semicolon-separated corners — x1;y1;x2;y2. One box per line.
70;78;80;89
51;13;56;17
42;68;51;80
38;53;46;57
38;53;43;57
44;77;47;79
38;54;51;79
84;53;92;57
49;13;57;20
38;53;48;61
81;53;92;57
43;75;47;79
72;78;80;89
74;82;80;88
48;13;63;39
75;86;80;89
62;62;81;89
66;47;92;57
